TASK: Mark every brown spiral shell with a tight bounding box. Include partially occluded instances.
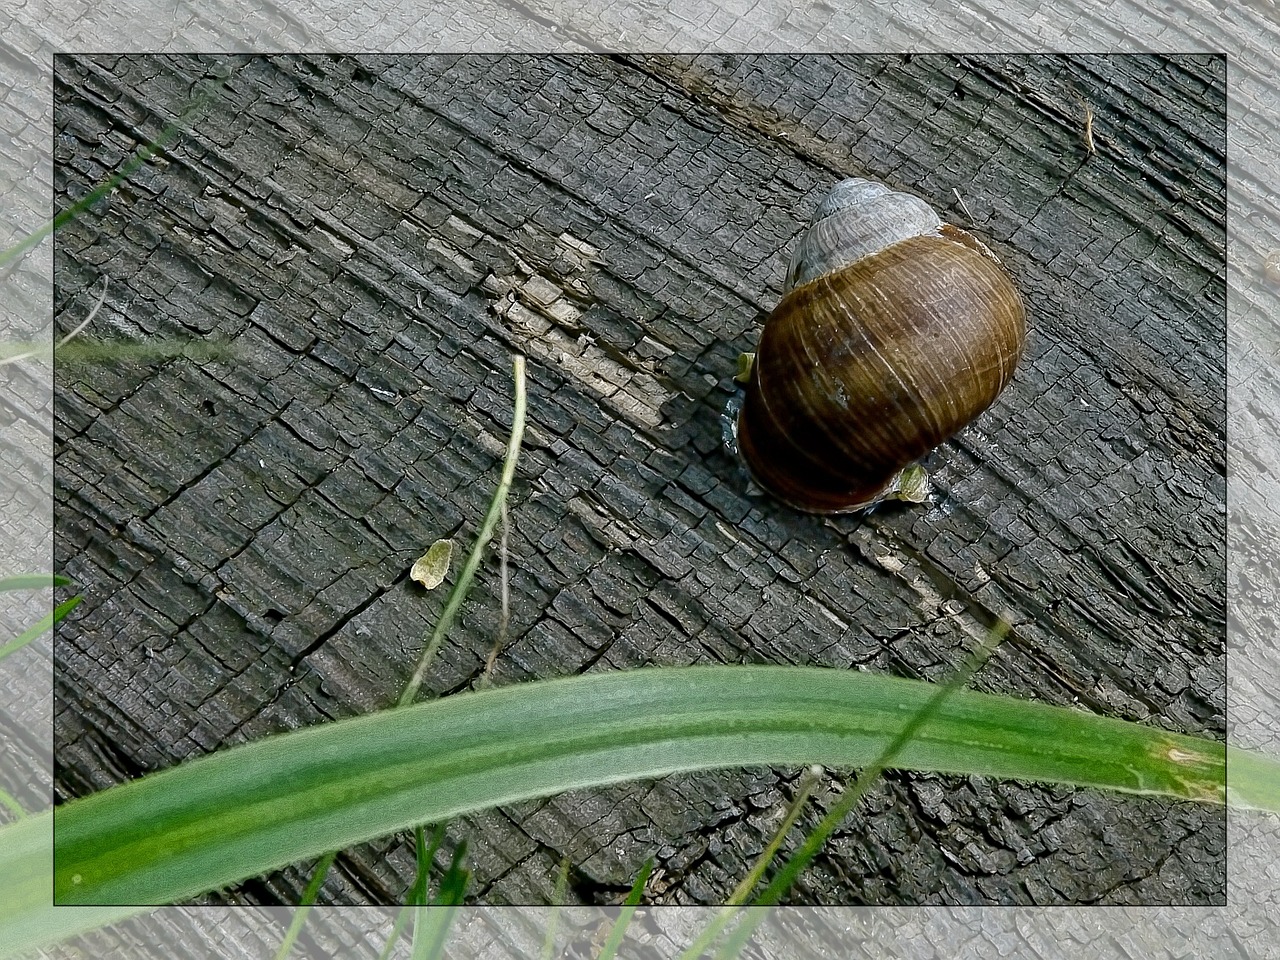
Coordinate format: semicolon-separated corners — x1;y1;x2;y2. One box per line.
737;178;1027;514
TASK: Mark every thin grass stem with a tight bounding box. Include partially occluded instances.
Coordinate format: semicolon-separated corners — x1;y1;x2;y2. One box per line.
400;354;526;707
0;83;221;274
270;850;337;960
0;597;81;662
541;857;571;960
750;620;1008;906
273;357;525;949
725;765;823;905
596;859;654;960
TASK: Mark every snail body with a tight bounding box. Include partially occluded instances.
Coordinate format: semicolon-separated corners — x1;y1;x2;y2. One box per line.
737;178;1026;514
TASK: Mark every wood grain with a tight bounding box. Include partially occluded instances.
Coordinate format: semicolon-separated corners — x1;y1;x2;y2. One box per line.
50;53;1225;906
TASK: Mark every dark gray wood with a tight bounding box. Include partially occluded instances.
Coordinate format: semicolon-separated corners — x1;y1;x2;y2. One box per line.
51;53;1226;906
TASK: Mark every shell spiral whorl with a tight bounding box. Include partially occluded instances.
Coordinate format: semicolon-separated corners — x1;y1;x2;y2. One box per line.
737;178;1027;515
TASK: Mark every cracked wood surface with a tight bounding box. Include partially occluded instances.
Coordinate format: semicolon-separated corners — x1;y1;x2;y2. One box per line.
51;53;1226;906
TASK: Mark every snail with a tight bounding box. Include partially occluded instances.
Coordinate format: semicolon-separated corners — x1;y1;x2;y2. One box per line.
736;178;1027;514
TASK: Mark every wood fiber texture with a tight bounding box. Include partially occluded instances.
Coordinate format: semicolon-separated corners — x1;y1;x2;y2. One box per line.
51;53;1226;906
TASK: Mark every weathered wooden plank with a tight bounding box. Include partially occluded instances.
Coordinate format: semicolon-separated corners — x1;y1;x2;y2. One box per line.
51;52;1225;906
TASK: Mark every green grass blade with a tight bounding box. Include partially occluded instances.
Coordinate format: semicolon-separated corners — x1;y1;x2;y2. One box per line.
376;908;412;960
0;80;221;274
375;824;442;960
41;664;1226;914
1227;744;1280;812
542;857;571;960
596;859;654;960
0;596;82;662
290;353;523;906
413;842;468;960
410;906;455;960
412;834;468;960
377;823;439;960
725;765;821;906
0;812;141;958
270;851;336;960
0;789;27;822
416;824;442;905
400;354;527;706
0;575;71;591
675;905;738;960
432;839;470;906
750;623;1005;906
712;907;771;960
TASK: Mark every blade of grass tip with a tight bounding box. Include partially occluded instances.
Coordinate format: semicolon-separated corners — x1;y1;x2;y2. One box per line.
270;850;337;960
595;859;654;960
0;597;81;662
51;595;80;625
541;856;571;960
399;354;526;707
750;619;1009;907
417;823;447;905
725;765;823;906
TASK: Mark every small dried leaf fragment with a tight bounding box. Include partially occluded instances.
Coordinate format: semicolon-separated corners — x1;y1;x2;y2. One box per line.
411;539;454;589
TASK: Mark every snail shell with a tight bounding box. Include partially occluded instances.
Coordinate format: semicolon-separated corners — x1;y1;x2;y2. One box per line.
737;178;1026;514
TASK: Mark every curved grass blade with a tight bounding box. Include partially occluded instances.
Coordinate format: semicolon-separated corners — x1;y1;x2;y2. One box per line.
0;811;133;958
41;664;1227;915
374;825;444;960
411;842;468;960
